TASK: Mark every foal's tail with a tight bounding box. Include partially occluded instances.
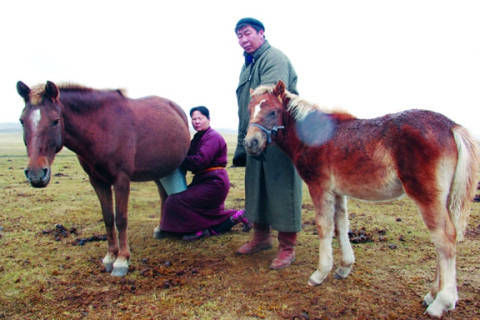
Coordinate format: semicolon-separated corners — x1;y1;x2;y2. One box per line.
449;126;480;241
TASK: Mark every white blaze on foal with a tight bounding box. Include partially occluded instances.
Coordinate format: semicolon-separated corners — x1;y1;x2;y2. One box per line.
253;99;266;119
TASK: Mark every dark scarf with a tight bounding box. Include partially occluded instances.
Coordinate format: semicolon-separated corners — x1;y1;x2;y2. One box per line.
244;52;255;66
243;41;269;66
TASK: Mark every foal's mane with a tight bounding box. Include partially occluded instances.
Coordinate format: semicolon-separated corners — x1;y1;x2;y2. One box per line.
30;83;127;107
252;84;355;122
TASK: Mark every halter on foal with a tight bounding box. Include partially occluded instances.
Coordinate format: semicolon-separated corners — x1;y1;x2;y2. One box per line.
17;81;190;276
244;80;479;318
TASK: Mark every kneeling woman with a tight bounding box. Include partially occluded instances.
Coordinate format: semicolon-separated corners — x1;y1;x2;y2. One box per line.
159;106;249;241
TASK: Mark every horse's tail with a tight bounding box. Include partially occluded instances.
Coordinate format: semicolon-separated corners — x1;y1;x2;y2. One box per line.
449;126;480;241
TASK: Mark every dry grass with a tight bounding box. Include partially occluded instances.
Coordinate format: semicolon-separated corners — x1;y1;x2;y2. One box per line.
0;131;479;320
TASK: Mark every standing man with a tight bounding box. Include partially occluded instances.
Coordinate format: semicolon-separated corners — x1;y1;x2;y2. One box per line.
234;17;303;269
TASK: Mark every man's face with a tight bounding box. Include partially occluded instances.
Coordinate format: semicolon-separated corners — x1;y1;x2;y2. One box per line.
236;25;265;54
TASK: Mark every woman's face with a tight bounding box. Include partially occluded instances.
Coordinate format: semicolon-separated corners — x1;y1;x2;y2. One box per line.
191;110;210;132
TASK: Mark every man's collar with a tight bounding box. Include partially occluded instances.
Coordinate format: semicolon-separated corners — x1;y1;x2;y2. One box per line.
244;41;270;66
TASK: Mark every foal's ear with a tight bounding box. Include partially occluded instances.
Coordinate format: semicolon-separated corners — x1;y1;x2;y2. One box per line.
17;81;31;102
44;81;60;102
273;80;286;97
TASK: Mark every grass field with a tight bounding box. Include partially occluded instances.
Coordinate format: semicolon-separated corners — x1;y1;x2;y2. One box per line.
0;130;479;319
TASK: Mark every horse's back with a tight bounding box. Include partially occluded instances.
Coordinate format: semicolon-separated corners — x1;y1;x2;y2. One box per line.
327;109;459;200
337;109;458;155
137;96;188;126
373;109;458;164
126;96;190;181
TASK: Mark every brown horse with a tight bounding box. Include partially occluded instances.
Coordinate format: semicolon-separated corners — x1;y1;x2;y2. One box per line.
244;80;479;318
17;81;190;276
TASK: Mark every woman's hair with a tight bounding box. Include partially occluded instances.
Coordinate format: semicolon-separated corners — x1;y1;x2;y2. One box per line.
190;106;210;119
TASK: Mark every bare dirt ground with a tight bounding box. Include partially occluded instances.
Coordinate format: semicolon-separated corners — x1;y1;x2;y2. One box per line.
1;134;479;320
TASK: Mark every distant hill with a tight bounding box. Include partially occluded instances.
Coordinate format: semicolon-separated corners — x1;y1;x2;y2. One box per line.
0;122;21;133
216;128;237;134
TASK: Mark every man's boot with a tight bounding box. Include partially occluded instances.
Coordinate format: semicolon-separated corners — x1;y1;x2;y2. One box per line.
236;223;272;254
270;232;297;269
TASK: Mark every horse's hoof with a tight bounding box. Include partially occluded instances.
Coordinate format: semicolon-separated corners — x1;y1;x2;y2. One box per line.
425;298;455;318
308;270;327;286
153;227;162;239
104;263;113;273
334;266;351;279
111;258;130;277
111;266;129;277
308;279;320;287
153;230;170;239
423;292;435;306
425;305;445;319
334;273;346;280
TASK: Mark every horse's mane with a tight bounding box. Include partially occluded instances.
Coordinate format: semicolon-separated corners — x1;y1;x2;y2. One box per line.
252;84;355;122
30;83;127;106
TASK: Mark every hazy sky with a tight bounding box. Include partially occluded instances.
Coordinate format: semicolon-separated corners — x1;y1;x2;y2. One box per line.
1;0;479;136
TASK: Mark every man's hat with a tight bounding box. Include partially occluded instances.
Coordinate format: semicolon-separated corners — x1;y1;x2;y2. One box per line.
235;17;265;32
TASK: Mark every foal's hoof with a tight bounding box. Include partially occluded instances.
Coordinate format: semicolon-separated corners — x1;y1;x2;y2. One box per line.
334;265;352;279
422;292;435;307
424;292;457;318
308;279;320;287
308;270;327;286
425;304;445;319
334;273;346;280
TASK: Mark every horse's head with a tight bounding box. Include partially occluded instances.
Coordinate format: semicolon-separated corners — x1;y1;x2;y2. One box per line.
244;80;287;156
17;81;64;188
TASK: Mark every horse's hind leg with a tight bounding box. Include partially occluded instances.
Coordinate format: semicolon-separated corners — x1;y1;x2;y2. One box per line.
308;191;336;286
89;177;117;273
417;203;458;318
423;255;441;306
333;195;354;279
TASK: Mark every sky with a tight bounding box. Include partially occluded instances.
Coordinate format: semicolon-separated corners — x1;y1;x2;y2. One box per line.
1;0;479;136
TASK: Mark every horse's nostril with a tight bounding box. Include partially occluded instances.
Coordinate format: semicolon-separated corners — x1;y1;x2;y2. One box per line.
42;168;49;178
244;138;258;149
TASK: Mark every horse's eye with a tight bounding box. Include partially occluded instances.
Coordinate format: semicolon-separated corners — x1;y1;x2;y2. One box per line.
52;119;59;127
270;111;277;117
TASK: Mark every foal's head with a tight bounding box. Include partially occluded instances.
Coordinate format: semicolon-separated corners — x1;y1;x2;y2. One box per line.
17;81;64;188
244;80;287;156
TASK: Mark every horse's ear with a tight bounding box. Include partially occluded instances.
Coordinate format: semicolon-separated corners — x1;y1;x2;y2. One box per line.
250;88;254;96
17;81;31;102
273;80;286;97
44;81;60;102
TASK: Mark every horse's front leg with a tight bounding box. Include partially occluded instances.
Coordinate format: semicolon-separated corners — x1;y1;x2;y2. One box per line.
308;191;336;286
111;176;131;277
89;177;117;273
333;195;354;279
